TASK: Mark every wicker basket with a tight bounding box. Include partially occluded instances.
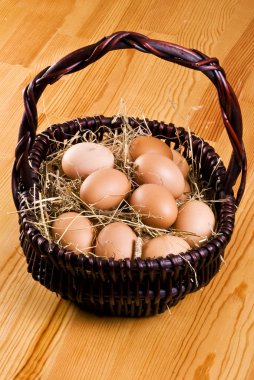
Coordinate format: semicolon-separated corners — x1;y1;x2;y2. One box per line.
12;31;246;317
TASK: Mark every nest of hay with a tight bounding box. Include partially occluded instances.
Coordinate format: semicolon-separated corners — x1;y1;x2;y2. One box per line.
23;115;219;259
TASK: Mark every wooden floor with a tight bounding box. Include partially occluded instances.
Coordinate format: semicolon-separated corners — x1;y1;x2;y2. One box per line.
0;0;254;379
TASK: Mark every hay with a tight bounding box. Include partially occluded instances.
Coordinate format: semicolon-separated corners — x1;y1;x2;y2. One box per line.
17;109;223;261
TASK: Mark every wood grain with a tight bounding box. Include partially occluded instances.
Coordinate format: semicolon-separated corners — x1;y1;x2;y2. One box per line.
0;0;254;379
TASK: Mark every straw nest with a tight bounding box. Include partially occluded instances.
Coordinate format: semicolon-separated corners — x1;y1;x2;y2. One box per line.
19;111;222;260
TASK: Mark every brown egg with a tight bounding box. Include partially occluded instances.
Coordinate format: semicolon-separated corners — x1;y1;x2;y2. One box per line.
177;180;191;203
52;212;94;254
129;135;173;161
130;184;178;229
95;222;137;259
62;142;114;179
142;235;191;258
134;153;185;199
80;168;131;210
174;200;215;247
172;149;189;178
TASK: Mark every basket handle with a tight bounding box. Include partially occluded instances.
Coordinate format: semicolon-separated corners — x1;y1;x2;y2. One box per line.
12;31;246;208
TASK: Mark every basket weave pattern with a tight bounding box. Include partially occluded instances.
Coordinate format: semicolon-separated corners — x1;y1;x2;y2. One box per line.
12;32;246;317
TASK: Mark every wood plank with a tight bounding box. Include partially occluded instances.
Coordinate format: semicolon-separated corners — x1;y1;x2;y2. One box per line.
0;0;253;379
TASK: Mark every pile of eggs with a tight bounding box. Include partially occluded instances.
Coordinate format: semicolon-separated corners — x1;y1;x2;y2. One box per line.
52;135;215;260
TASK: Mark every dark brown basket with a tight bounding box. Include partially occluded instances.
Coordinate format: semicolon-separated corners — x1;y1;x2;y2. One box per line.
12;31;246;317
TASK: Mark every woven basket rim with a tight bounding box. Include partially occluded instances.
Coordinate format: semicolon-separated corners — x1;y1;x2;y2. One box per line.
17;115;235;272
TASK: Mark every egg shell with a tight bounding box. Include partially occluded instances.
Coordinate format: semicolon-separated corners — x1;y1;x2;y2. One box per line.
62;142;114;179
142;235;191;259
130;183;178;229
95;222;137;259
80;168;131;210
134;153;185;198
129;135;173;161
52;212;94;254
174;200;215;247
172;149;189;178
